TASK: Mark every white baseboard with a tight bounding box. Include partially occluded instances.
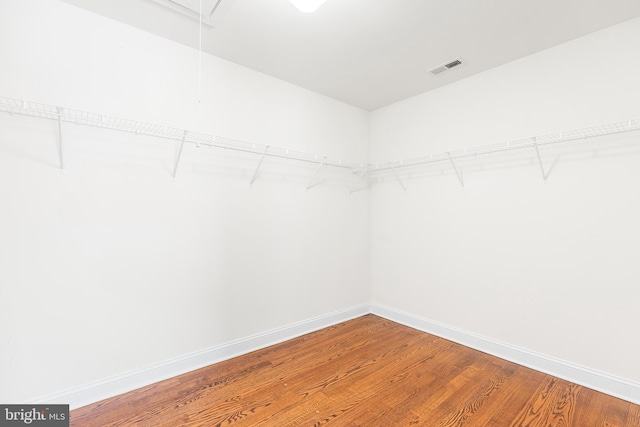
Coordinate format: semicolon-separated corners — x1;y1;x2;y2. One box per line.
31;304;370;410
370;303;640;406
33;302;640;409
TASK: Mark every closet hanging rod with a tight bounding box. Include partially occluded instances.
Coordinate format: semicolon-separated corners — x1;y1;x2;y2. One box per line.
0;96;366;172
371;118;640;173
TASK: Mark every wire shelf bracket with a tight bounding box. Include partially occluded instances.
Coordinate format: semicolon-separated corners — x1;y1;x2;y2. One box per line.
391;166;407;193
447;152;464;187
56;106;64;171
532;137;550;182
349;166;369;194
249;146;269;188
173;130;188;179
306;158;325;191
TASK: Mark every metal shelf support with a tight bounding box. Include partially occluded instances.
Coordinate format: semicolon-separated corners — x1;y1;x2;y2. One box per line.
306;159;325;191
56;106;64;171
250;146;269;187
391;166;407;193
447;152;464;187
532;137;549;181
173;130;188;179
349;167;369;194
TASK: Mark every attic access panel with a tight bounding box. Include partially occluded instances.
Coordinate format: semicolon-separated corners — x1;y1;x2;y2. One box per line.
150;0;224;26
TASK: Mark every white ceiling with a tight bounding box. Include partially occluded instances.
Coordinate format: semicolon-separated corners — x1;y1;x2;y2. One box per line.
63;0;640;111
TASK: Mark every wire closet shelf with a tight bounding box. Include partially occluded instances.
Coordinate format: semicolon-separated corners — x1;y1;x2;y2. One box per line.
1;95;639;180
0;96;367;172
370;119;640;173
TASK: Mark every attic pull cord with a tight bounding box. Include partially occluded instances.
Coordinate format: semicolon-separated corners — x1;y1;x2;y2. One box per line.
198;0;203;110
194;0;203;150
174;0;203;178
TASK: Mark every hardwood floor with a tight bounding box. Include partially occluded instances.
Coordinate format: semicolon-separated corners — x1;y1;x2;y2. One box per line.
71;315;640;426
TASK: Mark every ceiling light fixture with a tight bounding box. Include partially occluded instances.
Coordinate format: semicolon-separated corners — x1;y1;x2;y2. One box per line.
289;0;327;13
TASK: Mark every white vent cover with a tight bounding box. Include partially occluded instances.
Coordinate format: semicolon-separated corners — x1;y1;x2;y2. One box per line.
151;0;225;27
429;58;464;76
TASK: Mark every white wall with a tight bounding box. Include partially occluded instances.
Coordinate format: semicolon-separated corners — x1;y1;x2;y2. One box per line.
370;17;640;383
0;0;370;403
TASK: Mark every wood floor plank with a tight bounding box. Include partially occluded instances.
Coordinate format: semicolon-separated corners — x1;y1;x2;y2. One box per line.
574;386;630;427
70;315;640;427
572;385;609;427
601;394;632;426
626;401;640;427
348;347;495;426
465;366;550;426
436;360;519;426
507;375;580;427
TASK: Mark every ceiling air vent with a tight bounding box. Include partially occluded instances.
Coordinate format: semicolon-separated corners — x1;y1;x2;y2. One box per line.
150;0;226;27
429;58;464;76
444;59;462;69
